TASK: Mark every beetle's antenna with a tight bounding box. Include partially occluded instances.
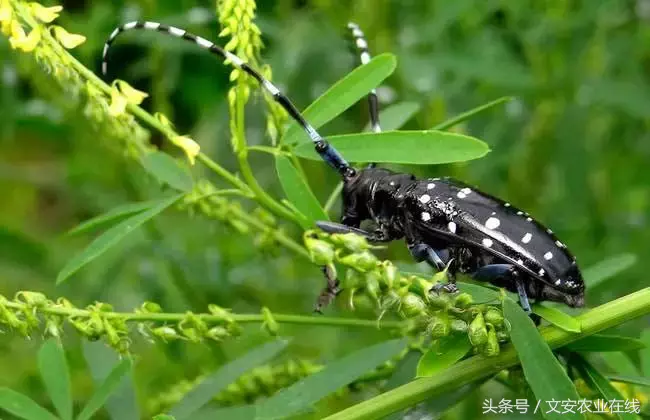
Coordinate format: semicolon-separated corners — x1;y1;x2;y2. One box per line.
102;21;355;179
347;22;379;169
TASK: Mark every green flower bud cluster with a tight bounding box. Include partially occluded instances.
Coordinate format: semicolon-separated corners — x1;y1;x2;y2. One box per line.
147;359;323;414
304;231;509;356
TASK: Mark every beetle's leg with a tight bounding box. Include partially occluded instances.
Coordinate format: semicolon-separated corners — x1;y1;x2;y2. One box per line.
471;264;534;315
408;243;458;293
314;264;341;314
315;221;393;242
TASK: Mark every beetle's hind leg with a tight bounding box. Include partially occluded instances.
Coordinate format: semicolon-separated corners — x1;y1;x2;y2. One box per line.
408;243;459;294
471;264;533;315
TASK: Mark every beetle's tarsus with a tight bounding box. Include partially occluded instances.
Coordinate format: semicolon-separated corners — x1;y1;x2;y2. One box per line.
515;278;532;314
430;282;459;295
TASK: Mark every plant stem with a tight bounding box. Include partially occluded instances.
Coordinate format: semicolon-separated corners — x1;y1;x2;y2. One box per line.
3;300;403;330
323;287;650;420
324;182;344;213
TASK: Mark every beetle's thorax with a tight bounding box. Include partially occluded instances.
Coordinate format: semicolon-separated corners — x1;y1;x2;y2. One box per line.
341;167;415;229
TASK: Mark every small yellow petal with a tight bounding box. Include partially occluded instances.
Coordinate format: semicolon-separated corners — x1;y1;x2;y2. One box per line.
172;135;200;165
52;26;85;49
29;3;62;23
17;27;41;52
108;87;127;116
154;112;174;128
0;0;12;24
115;80;148;105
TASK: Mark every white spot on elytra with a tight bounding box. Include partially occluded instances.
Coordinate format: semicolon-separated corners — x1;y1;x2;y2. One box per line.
419;194;431;204
485;217;500;229
517;259;524;265
539;268;545;276
517;211;523;215
544;251;553;260
547;228;553;234
555;240;565;248
421;212;431;221
504;202;511;207
448;222;457;233
427;183;435;190
526;217;533;222
555;279;561;285
457;188;472;199
482;238;493;247
390;181;395;186
522;233;532;244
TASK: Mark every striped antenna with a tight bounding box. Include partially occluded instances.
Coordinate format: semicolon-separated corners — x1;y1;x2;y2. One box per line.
102;21;355;179
347;22;381;135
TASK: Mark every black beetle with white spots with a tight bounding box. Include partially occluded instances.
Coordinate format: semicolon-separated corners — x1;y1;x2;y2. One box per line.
102;20;585;315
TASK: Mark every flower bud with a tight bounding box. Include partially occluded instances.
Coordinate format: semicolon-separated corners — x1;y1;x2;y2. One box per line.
152;326;182;342
15;291;47;306
261;307;279;336
208;304;235;323
364;271;381;303
342;269;363;289
453;293;473;309
401;293;427;318
304;237;335;265
468;312;488;346
330;233;369;252
484;307;504;328
206;326;230;341
140;301;163;313
379;261;398;289
427;292;450;309
338;251;378;272
450;318;468;333
484;326;500;357
427;313;450;339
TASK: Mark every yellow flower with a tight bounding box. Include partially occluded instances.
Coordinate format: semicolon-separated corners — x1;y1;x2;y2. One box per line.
171;135;200;165
9;21;40;52
52;25;85;49
115;80;148;105
28;3;62;23
0;0;12;25
108;86;127;116
154;112;174;128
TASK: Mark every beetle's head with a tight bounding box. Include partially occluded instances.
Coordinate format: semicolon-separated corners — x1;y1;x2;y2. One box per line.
340;168;378;227
536;263;585;307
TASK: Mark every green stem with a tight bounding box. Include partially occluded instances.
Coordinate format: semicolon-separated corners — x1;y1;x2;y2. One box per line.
324;182;344;213
3;300;403;330
324;287;650;420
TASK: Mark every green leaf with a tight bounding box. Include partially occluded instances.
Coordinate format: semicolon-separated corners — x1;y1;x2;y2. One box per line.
275;155;329;229
56;194;183;284
0;388;58;420
606;375;650;388
294;130;489;165
153;416;176;420
583;253;637;289
141;151;194;192
169;339;288;419
432;97;512;130
457;281;500;303
38;339;72;420
532;304;581;333
641;330;650;378
66;200;162;236
573;354;637;420
255;338;407;419
284;54;397;144
363;102;421;132
502;297;582;420
566;334;646;352
416;334;471;377
76;358;133;420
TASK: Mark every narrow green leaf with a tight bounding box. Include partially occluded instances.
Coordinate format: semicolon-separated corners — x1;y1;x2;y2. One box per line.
502;297;583;420
284;54;397;144
76;358;133;420
275;155;329;229
566;334;646;352
169;340;288;419
255;338;407;419
38;339;72;420
83;342;139;420
532;304;581;333
583;253;637;289
601;352;639;377
363;102;421;132
573;354;637;420
141;151;194;192
457;281;500;303
416;334;471;377
66;200;161;236
56;194;183;284
641;330;650;378
153;416;176;420
432;97;512;130
194;405;256;420
606;375;650;388
294;130;489;165
0;388;58;420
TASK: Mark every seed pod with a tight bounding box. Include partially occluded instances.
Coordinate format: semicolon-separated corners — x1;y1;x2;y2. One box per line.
484;307;504;327
15;291;47;306
304;237;335;265
342;269;363;289
140;301;163;313
208;304;235;323
410;276;433;299
338;251;378;272
364;271;381;303
380;261;398;289
453;293;473;309
206;326;230;341
330;232;369;252
401;293;427;318
484;326;500;357
428;292;450;309
152;326;183;341
427;313;450;339
261;307;279;336
450;318;468;333
468;311;488;346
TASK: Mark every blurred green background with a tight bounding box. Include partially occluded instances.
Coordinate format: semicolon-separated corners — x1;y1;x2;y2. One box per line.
1;0;649;418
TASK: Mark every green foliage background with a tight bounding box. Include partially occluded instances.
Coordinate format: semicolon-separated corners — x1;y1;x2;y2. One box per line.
0;0;649;418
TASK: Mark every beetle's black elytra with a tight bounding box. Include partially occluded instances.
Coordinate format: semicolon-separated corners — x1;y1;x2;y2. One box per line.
102;20;586;315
